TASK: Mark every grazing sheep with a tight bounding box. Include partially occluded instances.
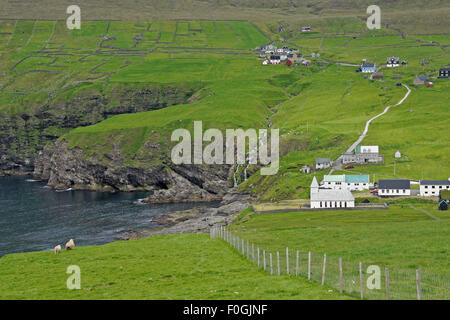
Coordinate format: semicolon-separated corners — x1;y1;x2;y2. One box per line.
54;245;61;254
65;239;75;250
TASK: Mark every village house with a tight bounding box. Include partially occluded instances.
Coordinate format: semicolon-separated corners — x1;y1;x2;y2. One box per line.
342;145;383;165
361;63;376;73
378;179;411;196
269;55;281;64
386;57;400;67
321;174;371;191
292;53;303;63
439;68;449;77
302;59;311;66
394;150;402;158
419;179;450;197
301;165;313;174
371;72;384;80
315;158;332;170
310;176;355;209
261;44;276;54
414;75;429;85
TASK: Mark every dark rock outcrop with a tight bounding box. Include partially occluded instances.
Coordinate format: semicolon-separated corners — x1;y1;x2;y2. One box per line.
36;139;233;202
0;84;198;173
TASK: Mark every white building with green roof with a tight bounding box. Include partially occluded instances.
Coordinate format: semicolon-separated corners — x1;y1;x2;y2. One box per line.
321;174;371;191
310;176;355;209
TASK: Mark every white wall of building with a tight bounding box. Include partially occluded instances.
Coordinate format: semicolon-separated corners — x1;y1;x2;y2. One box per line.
420;184;450;196
379;189;410;196
322;181;369;191
311;200;355;209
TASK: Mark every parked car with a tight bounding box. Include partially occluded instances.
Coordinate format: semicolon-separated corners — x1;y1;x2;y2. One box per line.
396;83;402;86
344;165;354;169
370;190;378;194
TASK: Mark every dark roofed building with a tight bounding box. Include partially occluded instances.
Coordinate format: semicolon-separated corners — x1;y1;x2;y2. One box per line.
439;68;450;77
414;75;429;85
420;179;450;196
315;158;332;170
362;63;376;73
378;179;410;196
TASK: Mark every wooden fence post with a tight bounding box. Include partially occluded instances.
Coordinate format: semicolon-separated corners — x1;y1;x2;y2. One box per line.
385;268;390;300
263;250;266;271
242;239;244;255
322;253;327;285
296;251;299;277
308;251;311;280
270;253;273;275
359;262;364;300
247;241;249;260
252;243;255;263
257;248;260;267
339;257;343;294
416;270;422;300
286;247;290;275
277;251;280;276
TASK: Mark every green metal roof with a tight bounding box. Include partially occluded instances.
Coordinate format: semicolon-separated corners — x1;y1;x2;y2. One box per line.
345;175;370;183
323;175;345;182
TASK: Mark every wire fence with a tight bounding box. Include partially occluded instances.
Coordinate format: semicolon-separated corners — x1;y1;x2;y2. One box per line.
210;226;450;300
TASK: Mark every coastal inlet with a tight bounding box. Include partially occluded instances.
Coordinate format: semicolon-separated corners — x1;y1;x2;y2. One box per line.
0;175;219;256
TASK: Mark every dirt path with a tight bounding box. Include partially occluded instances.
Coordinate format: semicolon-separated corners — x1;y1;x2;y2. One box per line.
408;204;440;220
330;84;411;173
345;84;411;154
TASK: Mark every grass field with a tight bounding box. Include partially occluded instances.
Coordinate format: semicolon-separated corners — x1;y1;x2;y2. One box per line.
229;205;450;274
0;9;449;300
0;233;349;300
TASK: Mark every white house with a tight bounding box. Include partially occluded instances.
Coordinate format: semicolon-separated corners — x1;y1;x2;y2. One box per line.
321;174;371;191
310;176;355;209
378;179;411;196
395;150;402;158
386;57;400;67
359;145;379;153
342;145;383;164
420;179;450;196
315;158;332;170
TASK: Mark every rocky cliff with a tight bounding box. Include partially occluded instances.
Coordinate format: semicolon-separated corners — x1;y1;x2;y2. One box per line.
0;84;197;173
34;139;233;202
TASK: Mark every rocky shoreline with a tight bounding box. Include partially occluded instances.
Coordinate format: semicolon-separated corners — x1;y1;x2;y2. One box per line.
127;189;253;239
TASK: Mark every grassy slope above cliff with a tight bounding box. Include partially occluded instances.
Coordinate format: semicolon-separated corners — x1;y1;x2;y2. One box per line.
1;16;449;198
0;233;349;299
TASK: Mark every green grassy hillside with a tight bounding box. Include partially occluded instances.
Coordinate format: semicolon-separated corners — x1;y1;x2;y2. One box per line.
0;233;349;299
230;204;450;274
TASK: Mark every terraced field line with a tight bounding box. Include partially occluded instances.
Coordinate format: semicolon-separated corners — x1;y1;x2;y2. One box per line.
24;20;36;47
346;84;411;153
5;20;17;47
